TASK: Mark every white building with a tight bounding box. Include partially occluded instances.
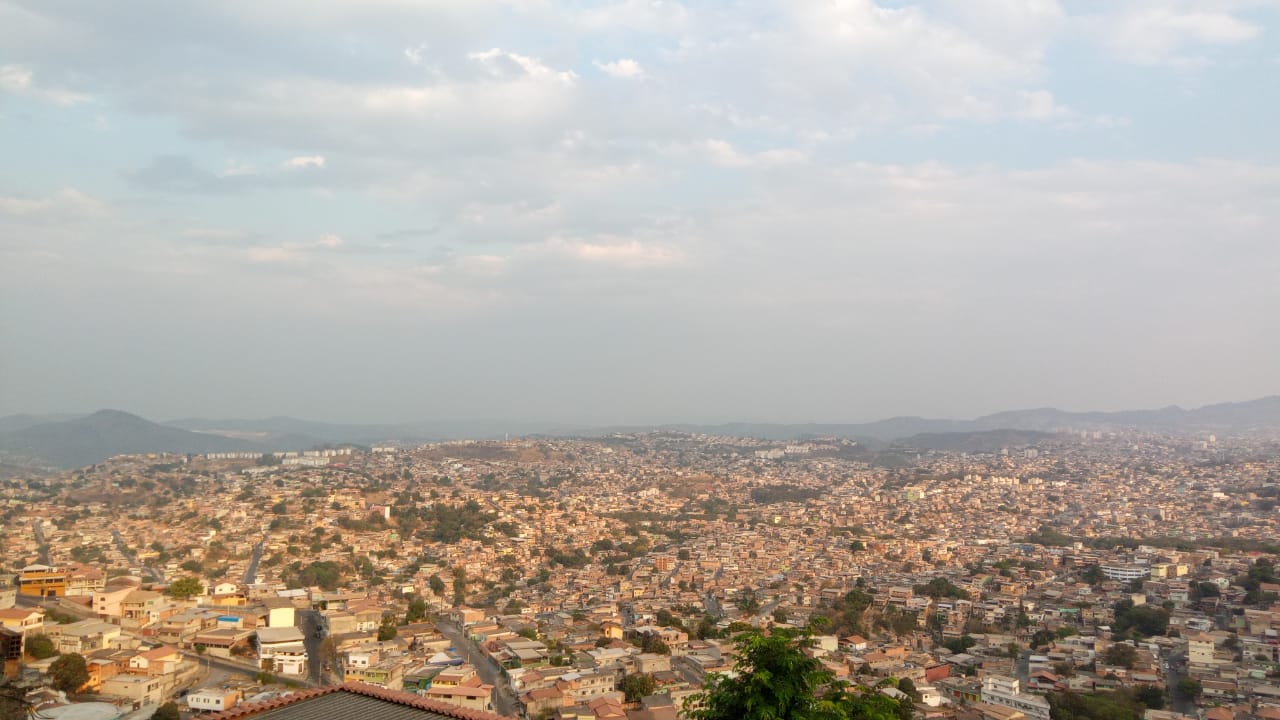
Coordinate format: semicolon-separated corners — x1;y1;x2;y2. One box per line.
256;626;308;676
187;688;243;713
1100;563;1151;582
981;675;1051;720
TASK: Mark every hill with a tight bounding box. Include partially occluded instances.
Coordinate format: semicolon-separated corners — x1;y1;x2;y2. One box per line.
895;429;1052;452
0;410;267;468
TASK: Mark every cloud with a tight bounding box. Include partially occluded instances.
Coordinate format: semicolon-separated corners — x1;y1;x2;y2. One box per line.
0;187;106;218
701;139;807;168
595;58;646;79
0;63;90;106
1081;4;1263;67
541;235;684;268
284;155;326;169
1017;90;1068;121
314;233;343;248
468;48;577;86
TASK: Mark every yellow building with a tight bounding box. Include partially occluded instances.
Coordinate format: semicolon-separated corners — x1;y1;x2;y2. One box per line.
18;565;66;598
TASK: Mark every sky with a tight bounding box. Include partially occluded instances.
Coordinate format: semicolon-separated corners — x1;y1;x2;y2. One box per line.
1;0;1279;426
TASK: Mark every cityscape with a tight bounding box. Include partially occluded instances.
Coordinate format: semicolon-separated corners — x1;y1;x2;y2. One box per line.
3;1;1279;720
4;414;1280;720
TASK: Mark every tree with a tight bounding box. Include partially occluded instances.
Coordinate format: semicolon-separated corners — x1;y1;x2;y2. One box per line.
1103;644;1137;669
167;576;204;600
687;628;910;720
1134;686;1165;710
428;575;446;595
406;596;428;623
49;653;89;693
26;633;58;659
150;702;181;720
620;673;657;702
377;613;399;641
896;678;920;702
1175;679;1202;700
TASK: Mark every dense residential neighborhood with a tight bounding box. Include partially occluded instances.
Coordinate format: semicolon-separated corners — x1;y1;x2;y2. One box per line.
3;430;1280;720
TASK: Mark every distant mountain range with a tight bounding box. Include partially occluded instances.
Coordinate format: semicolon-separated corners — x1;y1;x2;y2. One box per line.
1;395;1277;469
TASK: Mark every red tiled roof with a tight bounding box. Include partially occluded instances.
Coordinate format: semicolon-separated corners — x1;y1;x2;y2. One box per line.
204;682;510;720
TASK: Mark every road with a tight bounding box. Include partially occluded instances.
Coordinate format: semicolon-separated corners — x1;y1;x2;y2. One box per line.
112;529;165;583
297;610;331;685
436;618;521;717
1164;648;1195;715
242;536;267;585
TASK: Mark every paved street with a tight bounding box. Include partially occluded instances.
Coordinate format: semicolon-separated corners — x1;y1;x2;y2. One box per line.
436;618;522;717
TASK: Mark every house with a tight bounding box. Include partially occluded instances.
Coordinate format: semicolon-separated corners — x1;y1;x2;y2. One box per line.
980;676;1050;720
48;619;121;654
18;565;66;598
423;682;496;714
66;564;107;596
100;673;168;706
263;598;296;628
1;627;22;678
121;590;167;629
129;645;183;676
841;635;870;653
202;682;509;719
188;687;244;713
256;626;308;676
0;608;44;637
92;584;138;618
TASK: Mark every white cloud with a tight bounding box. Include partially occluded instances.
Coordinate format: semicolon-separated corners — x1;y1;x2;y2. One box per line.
468;48;577;86
595;58;646;79
0;63;90;106
701;139;807;168
1082;5;1262;66
314;233;343;248
0;64;31;92
542;235;683;268
0;187;106;218
1017;90;1068;120
284;155;326;169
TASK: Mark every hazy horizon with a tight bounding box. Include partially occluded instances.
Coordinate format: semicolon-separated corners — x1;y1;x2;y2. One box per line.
4;391;1279;430
3;2;1279;425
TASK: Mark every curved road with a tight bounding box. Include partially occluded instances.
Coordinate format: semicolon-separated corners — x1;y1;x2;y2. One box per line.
436;618;521;717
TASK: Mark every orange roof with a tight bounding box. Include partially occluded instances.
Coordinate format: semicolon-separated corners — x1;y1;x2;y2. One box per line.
205;682;509;720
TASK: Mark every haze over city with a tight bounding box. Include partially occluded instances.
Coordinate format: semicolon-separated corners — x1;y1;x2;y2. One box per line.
2;1;1279;424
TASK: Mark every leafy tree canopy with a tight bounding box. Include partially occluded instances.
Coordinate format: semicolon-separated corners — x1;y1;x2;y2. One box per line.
687;627;911;720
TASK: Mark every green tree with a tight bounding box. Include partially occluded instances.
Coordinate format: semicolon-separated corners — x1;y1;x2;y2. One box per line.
167;576;204;600
26;634;58;659
150;701;181;720
377;613;399;641
406;596;428;623
1175;679;1202;700
620;673;657;702
687;628;909;720
1134;686;1165;710
49;653;89;693
1103;644;1137;669
428;575;446;595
